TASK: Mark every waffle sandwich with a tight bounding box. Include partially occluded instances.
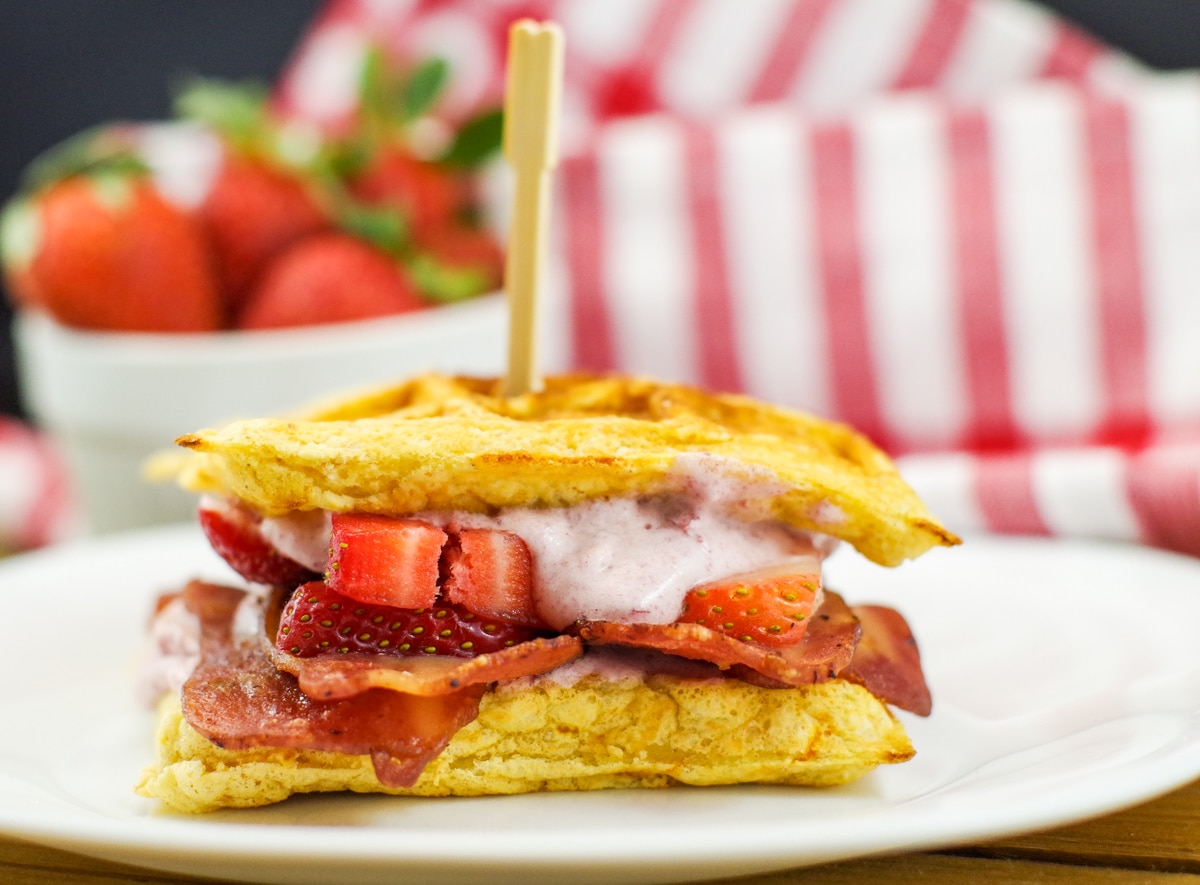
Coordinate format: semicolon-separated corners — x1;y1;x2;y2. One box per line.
136;373;958;812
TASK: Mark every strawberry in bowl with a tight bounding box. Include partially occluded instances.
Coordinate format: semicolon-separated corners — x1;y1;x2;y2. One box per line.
2;55;510;534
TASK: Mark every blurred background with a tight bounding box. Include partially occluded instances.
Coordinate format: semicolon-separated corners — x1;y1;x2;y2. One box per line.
0;0;324;418
2;0;1199;419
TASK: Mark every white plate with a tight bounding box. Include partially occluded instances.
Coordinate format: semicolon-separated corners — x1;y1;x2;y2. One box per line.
3;527;1200;885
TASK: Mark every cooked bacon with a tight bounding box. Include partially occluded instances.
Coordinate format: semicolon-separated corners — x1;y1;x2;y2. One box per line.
572;590;862;686
182;579;247;635
570;592;932;717
273;634;584;701
173;575;931;793
840;604;932;716
179;580;485;788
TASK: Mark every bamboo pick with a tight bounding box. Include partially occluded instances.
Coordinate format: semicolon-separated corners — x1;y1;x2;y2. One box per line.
502;19;564;397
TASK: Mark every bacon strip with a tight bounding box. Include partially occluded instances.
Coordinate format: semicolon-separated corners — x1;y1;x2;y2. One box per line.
273;634;584;701
573;590;862;686
180;580;484;788
174;577;932;793
840;605;932;716
572;591;932;716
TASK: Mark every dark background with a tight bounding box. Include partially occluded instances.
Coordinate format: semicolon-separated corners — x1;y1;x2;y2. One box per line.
2;0;1198;419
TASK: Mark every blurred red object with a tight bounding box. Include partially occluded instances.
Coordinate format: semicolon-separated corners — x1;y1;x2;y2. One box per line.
0;417;79;552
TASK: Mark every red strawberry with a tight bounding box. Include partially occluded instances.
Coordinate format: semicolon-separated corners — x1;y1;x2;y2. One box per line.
676;561;821;648
197;498;319;587
276;581;542;658
443;528;540;626
349;148;468;233
237;232;428;329
325;514;446;609
196;154;329;312
409;222;504;302
1;173;223;332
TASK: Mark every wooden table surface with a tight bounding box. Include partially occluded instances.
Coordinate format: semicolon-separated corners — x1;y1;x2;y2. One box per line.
4;776;1200;885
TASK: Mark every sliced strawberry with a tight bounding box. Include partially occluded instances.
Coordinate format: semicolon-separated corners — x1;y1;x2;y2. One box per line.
197;498;319;587
276;581;543;658
325;514;446;609
442;528;540;626
676;559;822;648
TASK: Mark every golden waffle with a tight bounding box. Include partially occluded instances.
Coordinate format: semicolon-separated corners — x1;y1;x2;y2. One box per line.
137;671;913;813
174;373;957;567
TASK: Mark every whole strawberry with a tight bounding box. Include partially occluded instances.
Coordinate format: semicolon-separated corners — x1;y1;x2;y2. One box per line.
2;172;223;332
237;232;427;330
277;581;542;658
334;50;504;286
197;498;320;588
348;147;468;234
196;155;329;313
175;79;332;313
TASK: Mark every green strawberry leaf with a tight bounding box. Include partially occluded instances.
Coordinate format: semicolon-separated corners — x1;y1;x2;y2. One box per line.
400;57;450;122
338;201;408;256
173;77;270;152
407;252;491;303
357;46;392;134
438;108;504;168
0;199;40;269
88;171;139;212
325;135;372;180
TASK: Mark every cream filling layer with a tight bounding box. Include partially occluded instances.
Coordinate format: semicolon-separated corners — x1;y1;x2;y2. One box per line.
259;453;839;631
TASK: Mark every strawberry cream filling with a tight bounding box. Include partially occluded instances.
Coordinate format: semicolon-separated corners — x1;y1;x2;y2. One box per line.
250;454;840;632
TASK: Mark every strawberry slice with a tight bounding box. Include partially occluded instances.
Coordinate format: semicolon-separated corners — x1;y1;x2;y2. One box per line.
325;514;446;609
676;559;822;648
442;528;540;626
276;581;542;658
197;499;319;587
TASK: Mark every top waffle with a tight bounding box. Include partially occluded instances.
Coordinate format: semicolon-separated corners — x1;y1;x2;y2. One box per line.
174;373;959;567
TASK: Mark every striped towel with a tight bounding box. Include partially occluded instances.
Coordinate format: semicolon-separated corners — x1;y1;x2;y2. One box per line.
275;0;1142;136
553;82;1200;558
279;0;1200;559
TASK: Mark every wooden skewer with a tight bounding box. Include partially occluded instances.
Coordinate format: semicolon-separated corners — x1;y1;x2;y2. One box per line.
502;19;564;397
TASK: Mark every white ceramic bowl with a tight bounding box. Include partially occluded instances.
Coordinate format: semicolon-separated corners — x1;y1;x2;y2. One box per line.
13;296;509;534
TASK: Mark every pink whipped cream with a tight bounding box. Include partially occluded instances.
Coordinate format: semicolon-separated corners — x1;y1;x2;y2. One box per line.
420;498;823;630
259;508;331;572
259;453;839;632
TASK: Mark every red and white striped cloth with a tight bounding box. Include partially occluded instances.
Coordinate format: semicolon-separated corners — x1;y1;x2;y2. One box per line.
9;0;1195;556
272;0;1200;554
272;0;1200;559
553;81;1200;558
275;0;1142;139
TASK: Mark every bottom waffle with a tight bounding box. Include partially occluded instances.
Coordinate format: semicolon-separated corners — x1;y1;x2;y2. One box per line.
137;670;914;813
